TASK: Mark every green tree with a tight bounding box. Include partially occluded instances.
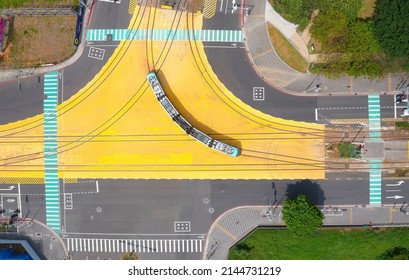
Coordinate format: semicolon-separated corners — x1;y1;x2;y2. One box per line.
319;0;361;21
338;142;356;158
377;246;409;260
374;0;409;59
311;9;349;52
282;194;324;237
272;0;319;30
348;21;380;54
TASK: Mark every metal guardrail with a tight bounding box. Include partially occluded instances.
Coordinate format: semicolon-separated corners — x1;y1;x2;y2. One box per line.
0;7;77;17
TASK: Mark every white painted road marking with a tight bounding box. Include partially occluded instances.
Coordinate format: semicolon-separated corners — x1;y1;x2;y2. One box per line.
174;221;191;232
66;238;205;253
88;47;105;60
64;193;73;210
253;87;265;101
0;186;15;191
98;0;121;3
386;181;405;187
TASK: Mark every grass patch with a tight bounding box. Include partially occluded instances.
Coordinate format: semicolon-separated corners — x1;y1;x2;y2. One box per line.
358;0;376;19
267;24;308;73
229;227;409;260
1;16;76;67
395;122;409;129
338;142;355;158
0;0;77;8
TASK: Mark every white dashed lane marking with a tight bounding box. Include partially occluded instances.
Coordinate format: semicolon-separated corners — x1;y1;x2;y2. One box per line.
318;106;393;110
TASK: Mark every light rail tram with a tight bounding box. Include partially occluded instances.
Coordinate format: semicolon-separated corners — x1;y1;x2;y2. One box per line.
147;72;240;157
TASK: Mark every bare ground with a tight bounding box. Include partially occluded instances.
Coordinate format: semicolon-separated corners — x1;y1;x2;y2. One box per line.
1;15;76;67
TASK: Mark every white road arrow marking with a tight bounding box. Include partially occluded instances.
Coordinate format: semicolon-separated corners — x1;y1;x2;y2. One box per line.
386;181;405;187
0;186;15;191
386;195;404;199
6;199;15;203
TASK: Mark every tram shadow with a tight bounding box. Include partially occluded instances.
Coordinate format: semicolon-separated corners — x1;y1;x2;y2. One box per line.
155;71;241;149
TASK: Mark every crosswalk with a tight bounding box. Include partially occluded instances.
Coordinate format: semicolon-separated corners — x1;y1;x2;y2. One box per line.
367;94;382;206
43;72;60;234
86;29;243;42
66;238;203;253
369;160;382;205
368;94;381;139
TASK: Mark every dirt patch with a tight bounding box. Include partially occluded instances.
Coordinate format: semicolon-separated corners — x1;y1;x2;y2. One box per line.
1;15;76;67
358;0;376;19
326;142;340;159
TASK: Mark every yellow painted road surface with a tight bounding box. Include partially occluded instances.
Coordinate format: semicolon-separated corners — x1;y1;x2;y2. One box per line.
0;8;325;179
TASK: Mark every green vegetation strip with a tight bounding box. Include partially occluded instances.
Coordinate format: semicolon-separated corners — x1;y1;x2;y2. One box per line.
396;122;409;129
229;228;409;260
338;142;355;158
0;0;76;8
267;24;308;73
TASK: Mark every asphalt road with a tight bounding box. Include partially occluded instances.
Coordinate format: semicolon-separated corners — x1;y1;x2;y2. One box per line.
4;176;406;229
89;0;133;30
2;175;409;260
0;0;399;124
202;7;397;122
62;180;212;235
1;176;406;228
0;1;124;126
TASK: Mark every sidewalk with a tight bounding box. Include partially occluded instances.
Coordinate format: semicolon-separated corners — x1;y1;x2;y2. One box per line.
243;0;408;95
0;219;68;260
204;205;409;260
264;1;310;62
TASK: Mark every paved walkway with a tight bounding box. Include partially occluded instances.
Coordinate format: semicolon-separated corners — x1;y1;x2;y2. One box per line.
264;1;309;62
204;205;409;260
0;219;68;259
244;0;408;95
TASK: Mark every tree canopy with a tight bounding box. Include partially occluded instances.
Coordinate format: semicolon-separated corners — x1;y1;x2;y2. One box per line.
374;0;409;59
377;246;409;260
272;0;409;77
282;194;324;237
311;9;349;52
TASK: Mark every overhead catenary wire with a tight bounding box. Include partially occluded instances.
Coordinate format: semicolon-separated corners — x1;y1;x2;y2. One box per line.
0;4;404;173
0;4;149;136
0;0;187;165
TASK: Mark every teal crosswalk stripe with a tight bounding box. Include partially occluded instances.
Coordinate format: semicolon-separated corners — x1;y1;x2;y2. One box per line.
86;29;244;42
369;159;382;206
43;71;60;235
368;94;381;141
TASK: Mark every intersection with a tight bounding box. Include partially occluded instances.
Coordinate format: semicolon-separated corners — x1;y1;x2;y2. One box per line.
0;0;409;260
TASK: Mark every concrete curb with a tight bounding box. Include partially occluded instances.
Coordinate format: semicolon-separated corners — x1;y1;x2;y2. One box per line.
203;203;409;259
243;0;404;97
32;219;69;259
